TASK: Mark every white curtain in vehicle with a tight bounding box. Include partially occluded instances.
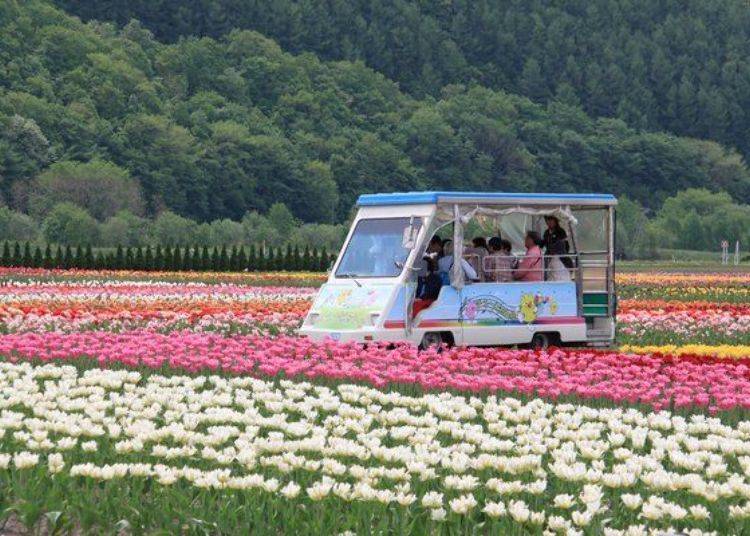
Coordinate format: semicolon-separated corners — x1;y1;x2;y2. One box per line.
433;204;579;288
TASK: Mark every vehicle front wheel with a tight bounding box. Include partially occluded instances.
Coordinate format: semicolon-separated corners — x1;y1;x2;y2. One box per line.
420;332;445;351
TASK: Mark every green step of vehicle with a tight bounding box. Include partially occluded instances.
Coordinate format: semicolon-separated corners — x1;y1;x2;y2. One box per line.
583;292;609;316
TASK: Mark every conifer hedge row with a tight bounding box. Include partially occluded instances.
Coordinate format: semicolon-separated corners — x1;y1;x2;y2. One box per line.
0;242;335;272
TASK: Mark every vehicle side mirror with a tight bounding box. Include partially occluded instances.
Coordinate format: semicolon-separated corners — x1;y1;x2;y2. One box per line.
402;218;419;249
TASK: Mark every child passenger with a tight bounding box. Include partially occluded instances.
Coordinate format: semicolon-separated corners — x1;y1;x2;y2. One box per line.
484;237;514;282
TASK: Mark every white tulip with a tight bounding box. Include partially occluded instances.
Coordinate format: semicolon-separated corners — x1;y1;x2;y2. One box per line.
482;501;506;518
430;508;446;521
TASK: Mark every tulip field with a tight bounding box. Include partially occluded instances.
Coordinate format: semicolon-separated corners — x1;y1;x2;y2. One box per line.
0;268;749;534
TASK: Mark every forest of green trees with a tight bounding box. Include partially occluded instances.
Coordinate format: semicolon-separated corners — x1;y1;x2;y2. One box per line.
1;0;749;256
56;0;750;164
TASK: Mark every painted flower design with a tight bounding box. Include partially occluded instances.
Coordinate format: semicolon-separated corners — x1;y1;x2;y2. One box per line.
463;300;478;321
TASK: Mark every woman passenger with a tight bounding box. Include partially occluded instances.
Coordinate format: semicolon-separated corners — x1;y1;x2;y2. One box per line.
543;215;568;252
513;231;544;282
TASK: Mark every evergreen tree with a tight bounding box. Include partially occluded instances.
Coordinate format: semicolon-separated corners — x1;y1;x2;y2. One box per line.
248;244;257;271
267;247;276;271
54;246;64;269
192;247;202;271
284;243;293;271
85;245;94;269
125;247;134;269
303;245;311;271
74;246;85;269
200;246;210;271
95;251;106;269
167;246;174;270
12;242;22;266
43;244;53;269
208;246;219;272
154;245;163;271
229;245;238;271
32;245;42;268
520;58;548;102
167;246;177;271
1;242;10;267
134;246;144;270
115;246;124;269
22;242;32;267
237;246;247;271
292;245;301;271
63;245;73;269
180;247;192;271
219;245;229;271
143;246;153;271
319;247;328;271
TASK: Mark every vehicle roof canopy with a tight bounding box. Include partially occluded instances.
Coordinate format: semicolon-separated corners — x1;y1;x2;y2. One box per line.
356;191;617;207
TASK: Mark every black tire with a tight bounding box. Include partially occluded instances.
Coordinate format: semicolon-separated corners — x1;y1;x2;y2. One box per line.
530;332;551;351
420;332;444;351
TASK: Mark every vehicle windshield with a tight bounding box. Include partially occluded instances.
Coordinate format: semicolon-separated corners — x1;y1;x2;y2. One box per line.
336;217;422;278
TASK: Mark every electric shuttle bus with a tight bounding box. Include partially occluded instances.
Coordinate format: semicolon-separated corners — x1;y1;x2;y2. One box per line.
299;191;617;349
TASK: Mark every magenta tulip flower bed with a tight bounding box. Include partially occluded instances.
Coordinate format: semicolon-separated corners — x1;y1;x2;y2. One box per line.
1;331;749;413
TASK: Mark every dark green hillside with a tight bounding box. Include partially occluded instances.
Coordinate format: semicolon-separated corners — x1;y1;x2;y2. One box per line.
1;0;748;230
56;0;750;164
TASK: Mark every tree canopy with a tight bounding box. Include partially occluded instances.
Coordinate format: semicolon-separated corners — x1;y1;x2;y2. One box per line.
0;0;747;230
55;0;750;164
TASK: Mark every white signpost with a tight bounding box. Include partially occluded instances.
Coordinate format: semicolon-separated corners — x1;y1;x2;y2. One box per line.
721;240;729;265
735;240;741;266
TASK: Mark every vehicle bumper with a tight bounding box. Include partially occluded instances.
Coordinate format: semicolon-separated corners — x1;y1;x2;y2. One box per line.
298;326;410;344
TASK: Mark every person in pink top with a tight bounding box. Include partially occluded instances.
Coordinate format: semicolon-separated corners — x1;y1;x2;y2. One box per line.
514;231;544;281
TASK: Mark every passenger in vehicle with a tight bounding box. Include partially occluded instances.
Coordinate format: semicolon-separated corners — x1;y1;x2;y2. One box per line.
513;231;544;281
471;237;488;251
546;238;571;281
416;235;444;299
438;238;478;283
484;237;514;282
464;237;488;282
416;235;443;275
543;215;574;273
543;215;569;252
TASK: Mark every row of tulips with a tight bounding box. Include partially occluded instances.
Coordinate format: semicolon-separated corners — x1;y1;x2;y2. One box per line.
0;361;744;534
621;345;750;360
617;272;750;287
3;267;749;292
0;331;749;413
0;267;327;286
617;271;750;303
618;309;750;345
0;281;313;336
618;299;750;315
1;274;749;353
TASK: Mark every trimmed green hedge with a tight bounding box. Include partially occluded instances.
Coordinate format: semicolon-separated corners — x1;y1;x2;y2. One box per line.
0;242;335;272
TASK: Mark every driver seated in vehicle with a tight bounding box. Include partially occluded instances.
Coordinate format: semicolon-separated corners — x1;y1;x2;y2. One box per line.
438;239;478;284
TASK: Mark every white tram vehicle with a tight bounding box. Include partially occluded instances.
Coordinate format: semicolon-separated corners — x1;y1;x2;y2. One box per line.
300;191;617;349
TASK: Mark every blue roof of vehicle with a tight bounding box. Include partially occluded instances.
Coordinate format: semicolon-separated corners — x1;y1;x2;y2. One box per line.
356;191;617;206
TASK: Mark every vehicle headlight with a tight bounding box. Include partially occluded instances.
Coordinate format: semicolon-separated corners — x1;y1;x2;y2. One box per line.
307;313;320;325
369;313;380;326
